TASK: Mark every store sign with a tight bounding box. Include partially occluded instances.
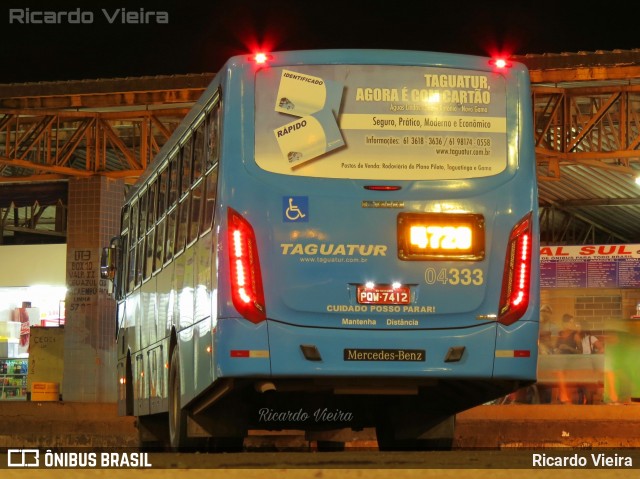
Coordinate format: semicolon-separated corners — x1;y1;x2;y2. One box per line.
540;244;640;288
66;248;102;312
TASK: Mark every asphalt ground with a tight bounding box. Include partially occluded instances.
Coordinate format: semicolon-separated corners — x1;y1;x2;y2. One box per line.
1;401;640;449
2;403;640;477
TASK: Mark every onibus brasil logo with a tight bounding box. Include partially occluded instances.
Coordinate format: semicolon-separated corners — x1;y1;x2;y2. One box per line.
7;449;152;468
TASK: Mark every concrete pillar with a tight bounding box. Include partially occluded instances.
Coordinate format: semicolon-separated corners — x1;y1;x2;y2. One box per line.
63;176;124;402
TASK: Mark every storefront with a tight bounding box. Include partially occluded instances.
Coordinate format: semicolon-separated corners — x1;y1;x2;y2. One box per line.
0;244;66;400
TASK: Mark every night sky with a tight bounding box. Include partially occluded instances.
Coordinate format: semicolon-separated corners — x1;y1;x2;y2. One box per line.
0;0;637;83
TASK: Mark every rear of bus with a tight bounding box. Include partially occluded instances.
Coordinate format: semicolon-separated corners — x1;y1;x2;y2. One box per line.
214;50;539;442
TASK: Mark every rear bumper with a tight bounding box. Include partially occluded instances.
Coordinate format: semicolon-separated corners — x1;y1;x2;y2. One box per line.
215;317;538;381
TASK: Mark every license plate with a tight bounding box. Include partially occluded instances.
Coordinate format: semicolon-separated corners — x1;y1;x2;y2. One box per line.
357;284;410;304
344;348;425;361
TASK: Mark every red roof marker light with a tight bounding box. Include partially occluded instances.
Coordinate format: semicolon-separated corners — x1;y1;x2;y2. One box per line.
253;53;270;64
489;58;512;69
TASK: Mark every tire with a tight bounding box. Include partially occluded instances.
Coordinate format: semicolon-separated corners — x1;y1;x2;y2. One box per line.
168;346;189;450
137;413;169;450
168;345;245;452
376;415;455;451
210;436;245;452
316;440;346;451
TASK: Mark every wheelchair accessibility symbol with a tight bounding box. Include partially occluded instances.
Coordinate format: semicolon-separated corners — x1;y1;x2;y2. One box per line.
283;196;309;222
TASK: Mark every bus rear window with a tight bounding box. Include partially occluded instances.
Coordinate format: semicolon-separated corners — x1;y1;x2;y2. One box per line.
255;65;508;180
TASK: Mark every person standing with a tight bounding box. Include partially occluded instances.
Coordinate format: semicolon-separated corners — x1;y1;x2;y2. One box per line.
537;305;557;403
556;313;579;354
539;305;557;354
555;313;578;403
576;320;603;355
575;320;603;404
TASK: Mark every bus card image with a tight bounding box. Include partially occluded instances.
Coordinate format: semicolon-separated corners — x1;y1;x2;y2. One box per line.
274;109;344;168
275;69;343;117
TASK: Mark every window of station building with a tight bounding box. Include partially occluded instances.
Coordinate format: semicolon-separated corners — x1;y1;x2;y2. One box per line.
206;101;221;171
180;137;193;198
175;194;191;255
189;178;204;244
202;163;218;234
192;119;206;183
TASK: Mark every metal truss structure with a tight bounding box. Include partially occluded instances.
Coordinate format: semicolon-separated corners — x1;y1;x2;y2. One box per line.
521;51;640;244
533;78;640;244
0;75;212;183
0;75;211;243
531;68;640;181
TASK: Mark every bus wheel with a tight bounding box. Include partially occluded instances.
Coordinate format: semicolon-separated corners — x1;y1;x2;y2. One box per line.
137;413;169;450
376;415;455;451
316;440;346;451
210;436;245;452
168;347;189;450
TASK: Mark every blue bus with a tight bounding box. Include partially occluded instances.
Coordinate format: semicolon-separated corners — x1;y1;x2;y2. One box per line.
102;49;539;450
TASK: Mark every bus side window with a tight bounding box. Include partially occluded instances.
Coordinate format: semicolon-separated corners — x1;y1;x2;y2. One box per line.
206;102;220;171
189;179;204;244
155;216;166;273
138;189;148;237
202;165;218;234
121;205;130;237
136;233;144;287
119;205;130;298
128;201;139;293
118;232;127;299
128;244;136;293
157;167;168;218
175;194;191;254
147;180;157;233
181;136;193;198
144;181;157;281
144;228;155;281
168;154;179;209
154;168;168;273
192;121;205;183
164;207;176;264
136;191;147;287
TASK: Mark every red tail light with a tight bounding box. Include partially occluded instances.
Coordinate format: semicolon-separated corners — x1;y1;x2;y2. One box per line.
498;213;532;326
228;208;266;323
364;185;402;191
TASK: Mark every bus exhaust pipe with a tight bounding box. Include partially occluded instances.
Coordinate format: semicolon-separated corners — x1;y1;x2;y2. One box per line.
255;381;276;393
